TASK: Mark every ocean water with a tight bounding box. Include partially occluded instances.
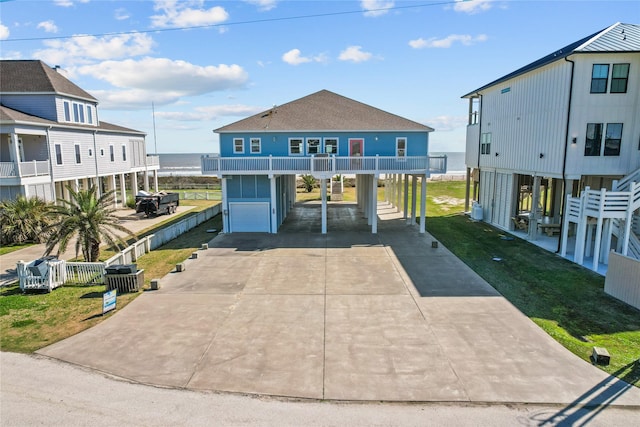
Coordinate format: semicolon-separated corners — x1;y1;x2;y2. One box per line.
158;152;466;176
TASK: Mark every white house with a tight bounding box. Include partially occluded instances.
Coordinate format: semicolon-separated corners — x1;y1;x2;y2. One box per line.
0;60;159;206
462;22;640;271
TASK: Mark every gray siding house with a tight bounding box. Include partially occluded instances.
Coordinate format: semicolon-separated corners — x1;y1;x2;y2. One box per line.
0;60;159;205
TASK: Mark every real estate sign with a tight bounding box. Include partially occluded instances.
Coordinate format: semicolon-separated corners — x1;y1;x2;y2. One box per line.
103;289;117;315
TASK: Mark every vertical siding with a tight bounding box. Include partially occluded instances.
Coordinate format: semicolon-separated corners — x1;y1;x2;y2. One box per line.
565;52;640;177
478;61;571;177
465;125;479;167
479;170;494;222
605;252;640;310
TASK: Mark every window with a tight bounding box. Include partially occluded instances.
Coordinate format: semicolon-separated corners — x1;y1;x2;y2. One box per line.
396;137;407;157
109;145;115;162
250;138;261;154
324;138;338;154
122;145;127;161
604;123;623;156
233;138;244;154
585;123;603;156
63;101;71;122
74;144;81;164
480;132;491;155
306;138;320;155
289;138;303;155
611;64;630;93
55;144;63;165
78;105;85;123
73;103;80;122
585;123;622;156
86;106;93;124
590;64;609;93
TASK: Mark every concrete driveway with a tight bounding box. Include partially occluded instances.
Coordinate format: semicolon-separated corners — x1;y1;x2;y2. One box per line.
38;202;640;405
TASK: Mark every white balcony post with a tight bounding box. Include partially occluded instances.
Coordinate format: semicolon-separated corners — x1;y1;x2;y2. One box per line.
111;175;118;208
396;174;402;213
120;174;127;207
153;171;159;192
420;175;427;234
403;174;409;221
321;178;327;234
269;155;273;173
411;175;418;225
375;155;379;174
221;177;229;233
270;176;278;233
131;172;138;195
371;174;378;234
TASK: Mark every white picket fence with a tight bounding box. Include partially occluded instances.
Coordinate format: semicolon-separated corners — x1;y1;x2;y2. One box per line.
17;205;221;292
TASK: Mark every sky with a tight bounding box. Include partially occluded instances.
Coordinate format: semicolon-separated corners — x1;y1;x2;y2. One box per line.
1;1;638;154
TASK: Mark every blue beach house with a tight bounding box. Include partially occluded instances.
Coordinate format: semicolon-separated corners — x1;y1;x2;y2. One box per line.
202;90;446;234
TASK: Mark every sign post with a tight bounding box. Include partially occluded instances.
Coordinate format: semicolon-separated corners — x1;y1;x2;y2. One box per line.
103;289;117;315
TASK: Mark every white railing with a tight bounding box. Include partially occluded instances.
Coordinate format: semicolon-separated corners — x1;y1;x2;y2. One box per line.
178;191;221;200
17;259;66;292
146;155;160;167
65;262;105;284
202;155;447;176
0;161;50;178
104;235;154;266
566;196;583;221
613;167;640;192
149;204;220;249
583;185;640;218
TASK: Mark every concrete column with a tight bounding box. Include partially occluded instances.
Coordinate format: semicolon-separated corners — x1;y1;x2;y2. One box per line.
321;178;327;234
372;175;378;234
131;172;138;195
110;174;118;208
420;175;427;234
73;179;80;192
153;171;159;192
465;167;471;212
270;176;278;234
221;177;229;233
143;171;150;192
396;174;402;213
403;174;409;221
120;174;127;208
528;176;542;240
411;175;418;225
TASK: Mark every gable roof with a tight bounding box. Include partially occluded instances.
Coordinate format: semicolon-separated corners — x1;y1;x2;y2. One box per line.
215;90;433;133
0;60;97;102
462;22;640;98
0;104;144;135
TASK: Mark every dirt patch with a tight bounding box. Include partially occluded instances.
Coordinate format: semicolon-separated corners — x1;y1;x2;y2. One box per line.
432;196;465;205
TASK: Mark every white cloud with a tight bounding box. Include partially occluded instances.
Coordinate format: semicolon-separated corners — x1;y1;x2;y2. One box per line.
157;104;265;121
409;34;487;49
33;33;154;65
54;0;89;6
424;115;468;132
361;0;394;17
151;1;229;28
338;46;374;63
0;23;9;40
282;49;327;66
78;57;248;109
37;20;59;33
115;8;130;21
244;0;278;12
453;0;493;14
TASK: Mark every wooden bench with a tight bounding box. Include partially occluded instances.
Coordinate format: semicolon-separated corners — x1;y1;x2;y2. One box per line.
538;223;561;236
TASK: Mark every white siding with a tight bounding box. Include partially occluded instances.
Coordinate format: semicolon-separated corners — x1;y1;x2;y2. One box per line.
477;61;571;177
465;124;479;167
479;170;514;230
479;170;494;224
565;53;640;178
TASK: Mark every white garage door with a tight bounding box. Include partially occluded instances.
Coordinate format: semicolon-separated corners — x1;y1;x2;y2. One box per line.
229;202;270;232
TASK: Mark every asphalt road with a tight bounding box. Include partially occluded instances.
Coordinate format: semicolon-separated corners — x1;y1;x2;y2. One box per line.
2;352;638;427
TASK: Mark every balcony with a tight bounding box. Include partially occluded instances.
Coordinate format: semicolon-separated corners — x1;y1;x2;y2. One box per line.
201;155;447;178
0;161;50;178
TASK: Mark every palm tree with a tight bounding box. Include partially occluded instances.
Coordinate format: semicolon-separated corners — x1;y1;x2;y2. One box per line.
301;175;317;193
0;195;52;245
44;186;135;262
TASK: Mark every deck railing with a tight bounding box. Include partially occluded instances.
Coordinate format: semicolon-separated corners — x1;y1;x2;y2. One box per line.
0;161;50;178
201;155;447;176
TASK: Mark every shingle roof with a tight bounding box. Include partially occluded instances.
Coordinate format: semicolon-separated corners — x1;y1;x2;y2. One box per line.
215;90;433;133
462;22;640;98
0;104;144;135
0;60;97;101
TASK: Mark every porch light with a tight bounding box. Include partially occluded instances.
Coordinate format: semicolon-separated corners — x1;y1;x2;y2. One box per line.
539;153;544;159
572;137;577;144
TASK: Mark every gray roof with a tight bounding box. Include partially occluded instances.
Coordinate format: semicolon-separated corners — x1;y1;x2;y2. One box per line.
462;22;640;98
0;105;145;135
0;60;97;101
215;90;433;133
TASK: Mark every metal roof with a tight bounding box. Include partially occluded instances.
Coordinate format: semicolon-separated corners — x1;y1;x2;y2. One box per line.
462;22;640;98
0;60;97;102
215;90;433;133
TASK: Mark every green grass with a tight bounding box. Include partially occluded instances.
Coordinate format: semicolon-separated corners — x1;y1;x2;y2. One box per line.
0;243;34;256
0;201;221;353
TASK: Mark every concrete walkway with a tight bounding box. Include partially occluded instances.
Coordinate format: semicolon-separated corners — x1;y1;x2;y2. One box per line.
37;202;640;405
0;205;195;286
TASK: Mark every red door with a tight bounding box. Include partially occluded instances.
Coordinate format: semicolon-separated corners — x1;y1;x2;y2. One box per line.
349;138;363;157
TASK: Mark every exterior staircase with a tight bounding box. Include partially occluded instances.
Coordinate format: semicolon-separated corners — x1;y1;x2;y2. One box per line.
561;167;640;271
